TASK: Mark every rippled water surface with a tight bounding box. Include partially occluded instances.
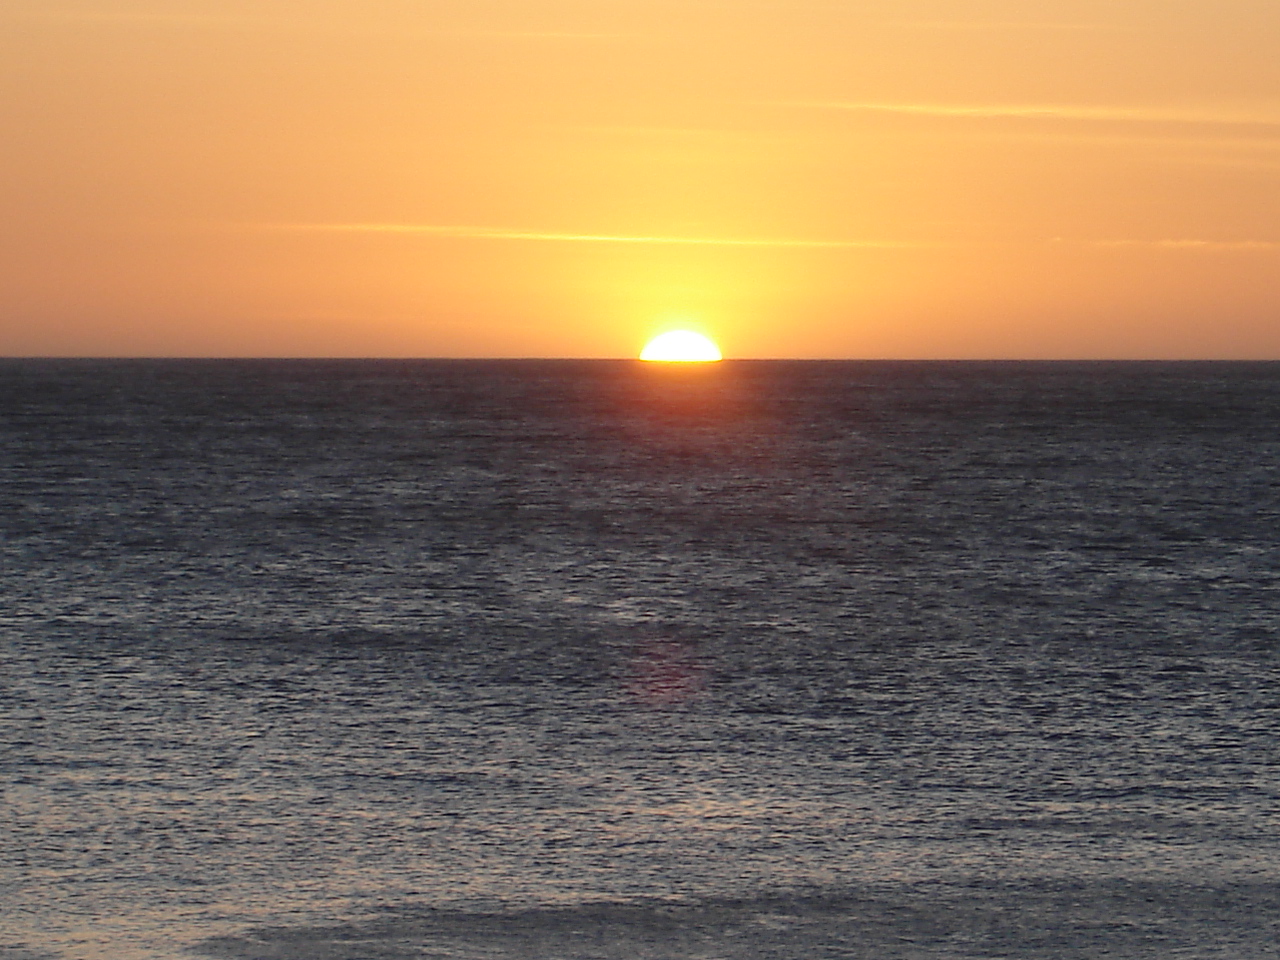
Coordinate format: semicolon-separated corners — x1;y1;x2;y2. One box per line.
2;360;1279;959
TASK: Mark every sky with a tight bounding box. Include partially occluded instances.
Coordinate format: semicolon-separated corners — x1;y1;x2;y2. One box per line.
2;0;1278;358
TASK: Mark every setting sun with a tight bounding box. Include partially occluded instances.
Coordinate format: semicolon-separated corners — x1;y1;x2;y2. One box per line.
639;331;724;362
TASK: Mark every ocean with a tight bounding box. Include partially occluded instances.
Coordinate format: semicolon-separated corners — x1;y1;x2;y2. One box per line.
2;359;1279;959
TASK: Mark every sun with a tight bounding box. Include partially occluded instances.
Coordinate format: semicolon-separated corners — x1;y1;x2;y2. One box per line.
639;330;723;362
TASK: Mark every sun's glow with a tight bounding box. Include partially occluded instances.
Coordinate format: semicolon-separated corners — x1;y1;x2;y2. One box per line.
639;330;723;362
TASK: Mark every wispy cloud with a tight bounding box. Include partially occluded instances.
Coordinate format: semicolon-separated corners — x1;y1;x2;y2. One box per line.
1087;239;1280;251
12;12;253;25
238;224;1280;253
254;223;921;249
7;9;624;39
423;30;626;40
781;101;1280;128
891;21;1120;32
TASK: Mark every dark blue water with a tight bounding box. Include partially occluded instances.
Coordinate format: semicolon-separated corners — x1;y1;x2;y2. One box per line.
2;360;1279;959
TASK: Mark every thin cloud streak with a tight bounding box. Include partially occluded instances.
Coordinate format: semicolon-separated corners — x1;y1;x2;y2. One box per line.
8;10;272;27
7;9;624;39
1089;239;1280;251
783;102;1280;128
246;225;1280;252
426;30;626;39
891;21;1121;31
256;223;922;249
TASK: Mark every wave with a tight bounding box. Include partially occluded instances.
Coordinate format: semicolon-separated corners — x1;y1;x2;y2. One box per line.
196;881;1280;959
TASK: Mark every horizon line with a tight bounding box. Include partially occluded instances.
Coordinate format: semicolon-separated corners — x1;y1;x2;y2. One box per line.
5;356;1279;364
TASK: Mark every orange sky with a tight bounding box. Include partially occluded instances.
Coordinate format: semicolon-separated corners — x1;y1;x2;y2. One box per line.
2;0;1278;358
